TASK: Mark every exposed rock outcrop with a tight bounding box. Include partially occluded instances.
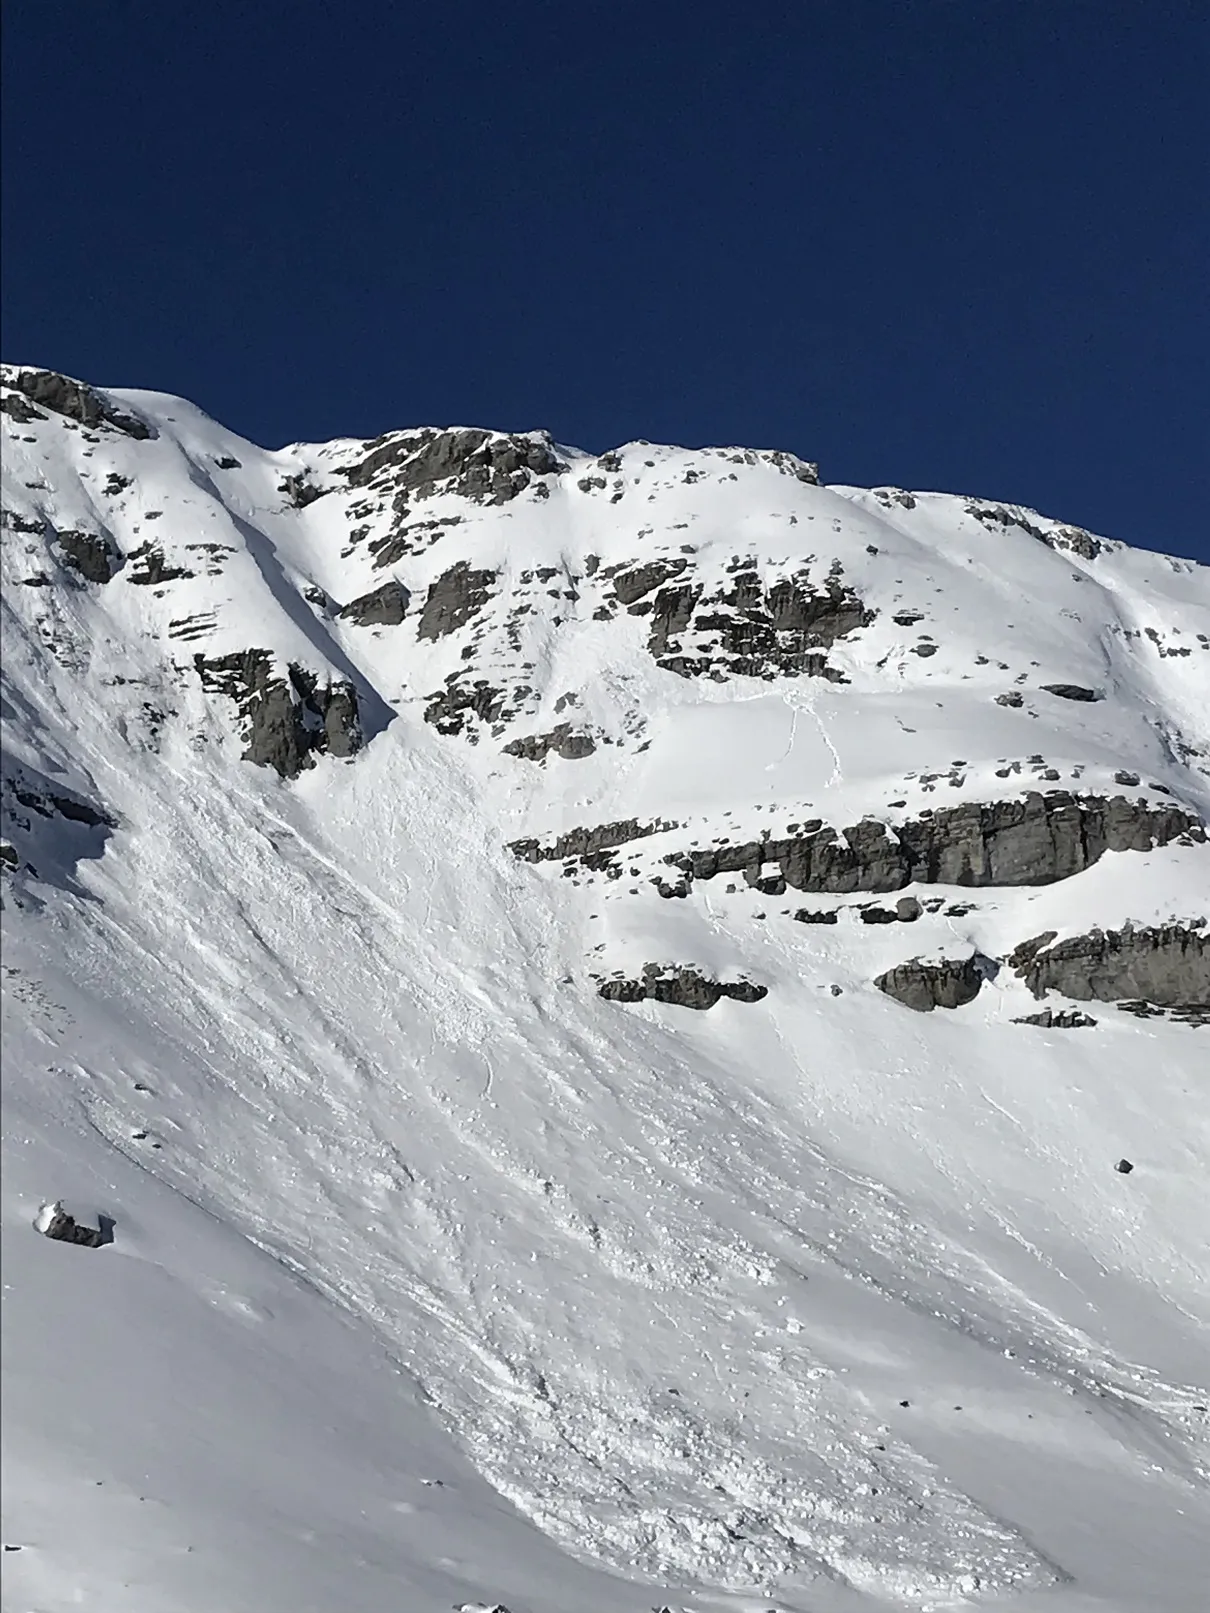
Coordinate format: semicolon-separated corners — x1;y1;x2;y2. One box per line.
511;817;678;865
1010;923;1209;1008
1041;684;1101;702
860;905;899;924
1012;1007;1098;1028
876;955;985;1012
33;1201;107;1247
126;542;194;585
417;562;497;639
611;558;873;682
194;651;362;778
3;367;150;439
340;427;564;505
423;674;513;740
55;528;123;584
8;782;115;830
964;501;1102;561
665;793;1201;895
338;579;410;626
1;389;44;423
609;558;690;606
1;764;118;900
503;724;597;763
598;963;768;1010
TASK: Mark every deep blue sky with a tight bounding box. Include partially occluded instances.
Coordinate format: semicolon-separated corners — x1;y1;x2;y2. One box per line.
3;2;1205;557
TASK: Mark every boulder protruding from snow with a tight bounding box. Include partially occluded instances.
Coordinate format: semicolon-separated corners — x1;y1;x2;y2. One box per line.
876;955;984;1012
502;724;597;763
33;1201;106;1248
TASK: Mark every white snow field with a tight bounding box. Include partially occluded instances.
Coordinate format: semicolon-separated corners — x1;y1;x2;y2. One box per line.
2;364;1208;1613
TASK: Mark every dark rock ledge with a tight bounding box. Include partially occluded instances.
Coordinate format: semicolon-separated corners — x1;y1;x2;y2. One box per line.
598;964;768;1010
1009;923;1209;1009
662;794;1200;895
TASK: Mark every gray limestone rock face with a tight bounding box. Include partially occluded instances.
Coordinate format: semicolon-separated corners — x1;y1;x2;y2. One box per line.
55;528;122;583
4;367;151;439
340;427;564;505
1010;923;1209;1008
417;562;497;640
599;964;768;1010
634;561;874;683
665;793;1201;895
876;955;984;1012
502;724;597;763
338;579;410;626
194;651;362;778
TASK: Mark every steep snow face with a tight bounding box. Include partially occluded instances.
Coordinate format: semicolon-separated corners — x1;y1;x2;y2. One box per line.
2;364;1209;1613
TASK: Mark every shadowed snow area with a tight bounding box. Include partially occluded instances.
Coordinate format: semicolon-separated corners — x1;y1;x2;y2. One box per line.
2;364;1209;1612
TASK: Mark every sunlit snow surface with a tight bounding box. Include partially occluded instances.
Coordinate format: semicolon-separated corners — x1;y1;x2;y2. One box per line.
2;370;1209;1612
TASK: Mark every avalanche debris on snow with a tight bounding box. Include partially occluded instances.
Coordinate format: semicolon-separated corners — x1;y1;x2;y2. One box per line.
2;364;1209;1613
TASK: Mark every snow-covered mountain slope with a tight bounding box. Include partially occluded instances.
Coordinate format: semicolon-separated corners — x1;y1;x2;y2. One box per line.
2;362;1208;1613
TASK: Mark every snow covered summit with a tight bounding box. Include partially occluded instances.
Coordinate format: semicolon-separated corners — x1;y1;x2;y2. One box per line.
3;364;1209;1613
